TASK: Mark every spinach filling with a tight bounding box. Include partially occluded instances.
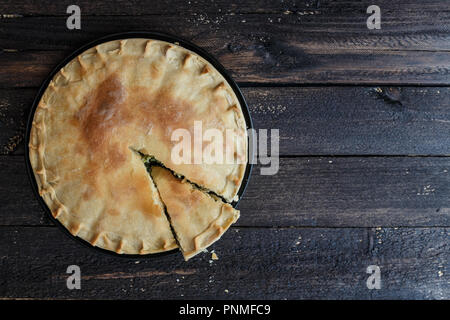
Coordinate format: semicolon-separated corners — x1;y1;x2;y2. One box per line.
137;151;228;204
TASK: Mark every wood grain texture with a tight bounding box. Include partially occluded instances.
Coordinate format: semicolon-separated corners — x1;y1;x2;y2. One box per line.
2;4;449;50
1;87;450;156
1;1;449;86
3;0;430;15
0;89;28;155
0;0;306;15
247;86;450;156
2;156;449;227
2;48;449;87
0;226;447;299
238;157;450;227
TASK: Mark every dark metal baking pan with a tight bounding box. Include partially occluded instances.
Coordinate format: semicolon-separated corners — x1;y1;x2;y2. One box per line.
25;31;253;259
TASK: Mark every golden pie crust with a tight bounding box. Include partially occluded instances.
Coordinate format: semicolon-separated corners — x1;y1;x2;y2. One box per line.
151;166;240;260
29;38;246;256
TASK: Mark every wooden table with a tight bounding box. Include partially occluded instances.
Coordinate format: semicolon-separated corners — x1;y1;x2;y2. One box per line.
0;0;448;299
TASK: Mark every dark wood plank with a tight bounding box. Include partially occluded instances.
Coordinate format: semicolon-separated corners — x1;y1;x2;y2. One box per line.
2;48;449;87
3;10;449;51
248;86;450;156
0;0;447;23
2;156;449;227
239;157;450;227
0;89;29;155
0;156;47;225
2;0;316;15
2;87;449;156
0;226;447;299
1;4;449;86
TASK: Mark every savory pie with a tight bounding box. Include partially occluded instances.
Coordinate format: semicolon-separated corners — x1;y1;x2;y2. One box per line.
29;38;248;259
150;166;240;260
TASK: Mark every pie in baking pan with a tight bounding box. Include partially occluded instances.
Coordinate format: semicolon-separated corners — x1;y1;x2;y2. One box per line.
29;38;248;259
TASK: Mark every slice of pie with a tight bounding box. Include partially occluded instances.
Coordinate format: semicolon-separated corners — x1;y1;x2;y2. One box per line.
29;38;247;257
150;166;240;260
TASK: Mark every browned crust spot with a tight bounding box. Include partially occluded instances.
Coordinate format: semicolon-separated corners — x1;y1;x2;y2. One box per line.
163;44;173;56
214;82;225;91
200;65;210;75
53;206;63;218
70;223;82;236
227;104;238;112
116;240;124;253
90;232;101;246
182;53;191;67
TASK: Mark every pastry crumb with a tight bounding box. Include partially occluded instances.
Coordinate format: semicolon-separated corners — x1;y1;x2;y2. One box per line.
212;252;219;260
